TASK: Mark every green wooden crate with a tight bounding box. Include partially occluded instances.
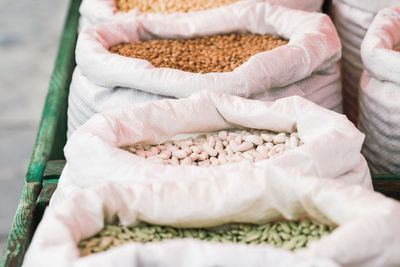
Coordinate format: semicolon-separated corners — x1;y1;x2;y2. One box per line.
0;0;81;265
1;0;400;264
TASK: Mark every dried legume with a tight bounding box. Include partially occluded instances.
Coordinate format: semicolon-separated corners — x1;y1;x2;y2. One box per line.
78;219;336;257
116;0;239;13
110;33;288;73
122;129;302;166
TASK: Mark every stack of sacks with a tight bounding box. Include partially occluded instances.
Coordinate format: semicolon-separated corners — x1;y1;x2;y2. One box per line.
79;0;324;29
68;1;342;136
328;0;399;124
359;5;400;174
56;91;370;204
23;167;400;267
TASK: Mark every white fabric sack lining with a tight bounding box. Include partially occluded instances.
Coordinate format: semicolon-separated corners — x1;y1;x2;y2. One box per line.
55;90;370;204
67;63;341;136
79;0;324;29
359;5;400;173
70;2;342;135
23;167;400;267
76;2;341;99
329;0;398;124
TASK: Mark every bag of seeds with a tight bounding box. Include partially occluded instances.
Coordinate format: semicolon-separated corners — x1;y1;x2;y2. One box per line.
328;0;399;124
358;5;400;174
68;1;343;136
23;168;400;267
55;91;370;204
79;0;324;29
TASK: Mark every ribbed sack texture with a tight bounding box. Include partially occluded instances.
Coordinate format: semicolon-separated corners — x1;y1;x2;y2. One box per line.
68;2;342;136
359;5;400;174
329;0;399;124
79;0;324;29
23;168;400;267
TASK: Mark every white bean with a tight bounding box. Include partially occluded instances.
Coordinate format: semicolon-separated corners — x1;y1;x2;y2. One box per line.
235;135;242;145
170;156;179;166
158;150;172;160
273;133;287;144
189;152;199;161
198;159;211;167
203;143;218;157
236;141;253;152
289;135;298;148
198;152;209;161
218;131;228;140
215;141;224;154
172;149;187;159
229;140;238;153
261;133;274;142
181;145;193;155
207;136;216;148
191;145;202;154
125;129;302;167
244;135;263;145
181;157;192;165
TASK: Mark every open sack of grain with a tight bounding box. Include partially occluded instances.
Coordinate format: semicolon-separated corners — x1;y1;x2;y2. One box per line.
328;0;398;124
23;166;400;267
55;91;369;204
68;1;342;136
79;0;324;29
359;5;400;174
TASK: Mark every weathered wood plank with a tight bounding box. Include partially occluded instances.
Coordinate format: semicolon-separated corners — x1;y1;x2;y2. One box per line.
24;0;81;183
34;180;59;228
1;183;41;267
43;160;66;180
372;175;400;201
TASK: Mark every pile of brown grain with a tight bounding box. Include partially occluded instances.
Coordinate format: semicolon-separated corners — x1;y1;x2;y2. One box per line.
110;33;288;73
116;0;239;13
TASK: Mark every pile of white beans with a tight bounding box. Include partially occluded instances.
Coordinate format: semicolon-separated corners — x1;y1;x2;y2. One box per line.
123;129;302;167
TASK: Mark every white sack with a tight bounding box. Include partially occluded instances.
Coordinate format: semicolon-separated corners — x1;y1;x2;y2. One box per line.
329;0;398;124
79;0;324;29
359;5;400;173
69;2;342;135
56;91;370;204
67;64;342;136
24;167;400;267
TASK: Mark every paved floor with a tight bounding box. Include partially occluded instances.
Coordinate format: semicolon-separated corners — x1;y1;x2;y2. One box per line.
0;0;69;258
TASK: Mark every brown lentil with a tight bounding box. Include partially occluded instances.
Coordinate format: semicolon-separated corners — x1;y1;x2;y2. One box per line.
109;33;288;73
78;219;336;257
116;0;240;13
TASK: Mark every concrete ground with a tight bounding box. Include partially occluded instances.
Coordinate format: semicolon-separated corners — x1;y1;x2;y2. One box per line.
0;0;69;258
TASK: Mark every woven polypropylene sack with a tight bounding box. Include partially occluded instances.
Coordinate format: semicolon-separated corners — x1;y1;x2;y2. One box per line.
79;0;324;29
359;5;400;174
68;2;342;136
328;0;399;124
23;168;400;267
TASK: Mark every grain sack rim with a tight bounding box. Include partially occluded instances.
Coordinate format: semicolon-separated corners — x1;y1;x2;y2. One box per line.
76;2;341;99
361;5;400;86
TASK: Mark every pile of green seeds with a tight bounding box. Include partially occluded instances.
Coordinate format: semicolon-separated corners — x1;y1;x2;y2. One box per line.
78;219;336;257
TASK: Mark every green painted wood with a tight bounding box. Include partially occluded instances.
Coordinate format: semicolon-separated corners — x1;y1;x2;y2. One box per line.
43;160;66;180
25;0;81;184
33;180;59;232
1;183;42;267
